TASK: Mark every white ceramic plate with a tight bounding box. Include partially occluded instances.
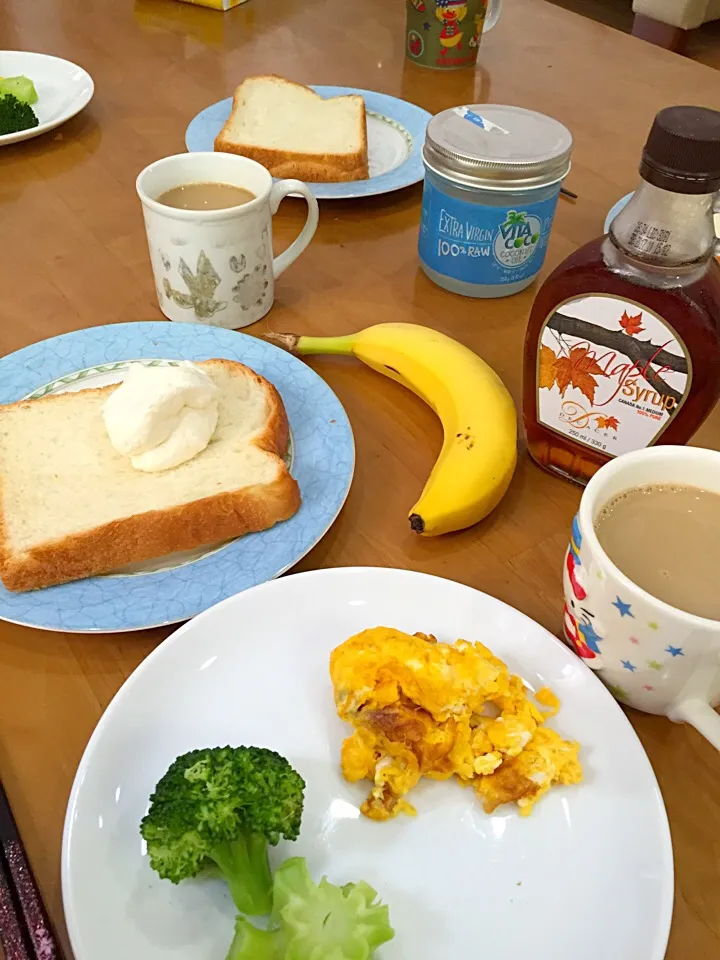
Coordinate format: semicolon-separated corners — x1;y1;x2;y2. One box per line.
62;567;673;960
0;51;94;146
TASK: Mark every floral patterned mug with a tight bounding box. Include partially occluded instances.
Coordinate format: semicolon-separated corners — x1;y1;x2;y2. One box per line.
563;445;720;750
136;153;319;329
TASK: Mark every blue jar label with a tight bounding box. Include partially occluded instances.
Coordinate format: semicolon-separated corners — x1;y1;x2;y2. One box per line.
418;179;559;287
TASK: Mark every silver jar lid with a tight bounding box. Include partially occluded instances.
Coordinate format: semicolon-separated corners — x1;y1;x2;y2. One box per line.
423;104;573;191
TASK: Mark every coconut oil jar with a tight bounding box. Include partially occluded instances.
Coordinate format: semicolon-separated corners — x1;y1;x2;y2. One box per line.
419;105;573;298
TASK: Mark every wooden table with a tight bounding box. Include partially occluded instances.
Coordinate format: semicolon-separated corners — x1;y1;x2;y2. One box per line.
1;0;719;956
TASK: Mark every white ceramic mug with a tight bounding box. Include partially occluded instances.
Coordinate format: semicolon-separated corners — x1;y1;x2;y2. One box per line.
563;446;720;749
136;153;319;329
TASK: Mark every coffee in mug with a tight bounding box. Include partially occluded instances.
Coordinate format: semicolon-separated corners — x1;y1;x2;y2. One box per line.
157;182;256;211
595;483;720;621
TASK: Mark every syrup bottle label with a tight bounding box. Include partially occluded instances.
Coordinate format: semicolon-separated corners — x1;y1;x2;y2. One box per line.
536;294;692;457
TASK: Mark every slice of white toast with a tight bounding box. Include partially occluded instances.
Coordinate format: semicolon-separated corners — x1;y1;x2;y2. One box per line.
0;359;300;592
214;75;369;183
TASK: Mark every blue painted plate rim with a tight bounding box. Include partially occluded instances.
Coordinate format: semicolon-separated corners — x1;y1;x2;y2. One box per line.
185;85;431;200
0;321;354;633
605;190;720;238
604;192;633;234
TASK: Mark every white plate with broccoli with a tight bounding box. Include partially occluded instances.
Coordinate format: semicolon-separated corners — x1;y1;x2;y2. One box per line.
61;567;673;960
0;50;93;145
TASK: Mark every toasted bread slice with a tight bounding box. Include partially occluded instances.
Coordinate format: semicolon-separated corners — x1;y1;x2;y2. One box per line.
214;75;369;183
0;359;301;592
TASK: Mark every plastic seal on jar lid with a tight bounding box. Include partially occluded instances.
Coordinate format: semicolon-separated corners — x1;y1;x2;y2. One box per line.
423;104;573;191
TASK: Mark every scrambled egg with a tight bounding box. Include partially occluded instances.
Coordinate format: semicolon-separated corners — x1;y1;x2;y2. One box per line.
330;627;582;821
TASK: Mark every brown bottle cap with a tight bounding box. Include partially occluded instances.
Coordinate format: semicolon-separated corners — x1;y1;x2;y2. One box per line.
640;105;720;194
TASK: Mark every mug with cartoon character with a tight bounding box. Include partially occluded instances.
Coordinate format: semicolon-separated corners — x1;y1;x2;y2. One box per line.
406;0;502;70
563;445;720;751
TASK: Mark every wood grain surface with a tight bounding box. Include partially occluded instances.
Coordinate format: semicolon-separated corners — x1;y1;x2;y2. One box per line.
1;0;719;956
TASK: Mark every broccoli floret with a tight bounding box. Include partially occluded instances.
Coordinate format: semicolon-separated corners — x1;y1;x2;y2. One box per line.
227;918;276;960
140;746;305;916
0;76;38;105
227;858;394;960
0;94;39;136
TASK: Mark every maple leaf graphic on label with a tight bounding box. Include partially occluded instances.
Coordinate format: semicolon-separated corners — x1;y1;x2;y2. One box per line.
619;310;645;336
553;346;606;404
596;415;620;430
538;344;558;390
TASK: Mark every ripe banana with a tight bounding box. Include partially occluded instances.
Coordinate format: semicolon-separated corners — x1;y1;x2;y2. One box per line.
264;323;517;536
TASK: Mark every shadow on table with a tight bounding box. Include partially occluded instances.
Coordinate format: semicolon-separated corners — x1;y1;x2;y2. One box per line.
0;110;102;198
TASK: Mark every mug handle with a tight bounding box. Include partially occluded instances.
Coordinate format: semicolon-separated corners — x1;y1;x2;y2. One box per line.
669;699;720;751
269;180;319;279
483;0;502;31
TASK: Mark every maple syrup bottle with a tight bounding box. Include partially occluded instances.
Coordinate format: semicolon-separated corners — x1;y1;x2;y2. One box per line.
523;106;720;484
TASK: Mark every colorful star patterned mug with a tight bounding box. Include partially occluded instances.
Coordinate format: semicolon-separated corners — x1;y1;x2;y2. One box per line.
563;445;720;750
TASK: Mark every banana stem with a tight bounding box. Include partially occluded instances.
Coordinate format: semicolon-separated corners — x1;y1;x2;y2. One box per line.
262;333;356;356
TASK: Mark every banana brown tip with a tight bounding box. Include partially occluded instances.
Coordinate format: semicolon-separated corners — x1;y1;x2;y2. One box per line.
261;332;300;354
409;513;425;534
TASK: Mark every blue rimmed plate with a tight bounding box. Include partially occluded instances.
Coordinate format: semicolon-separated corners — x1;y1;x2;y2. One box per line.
185;86;431;200
0;322;354;633
604;192;633;233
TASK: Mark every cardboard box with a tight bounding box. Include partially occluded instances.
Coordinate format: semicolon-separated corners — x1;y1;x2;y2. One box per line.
176;0;249;10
